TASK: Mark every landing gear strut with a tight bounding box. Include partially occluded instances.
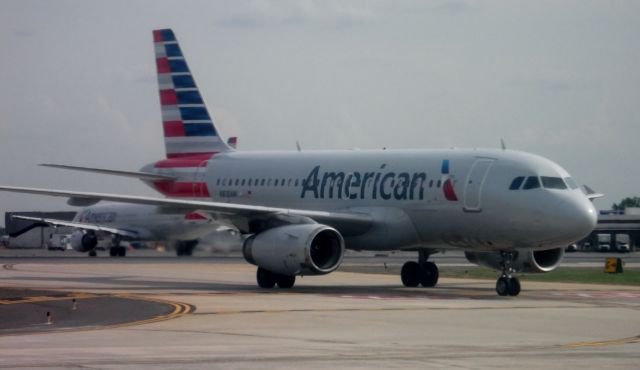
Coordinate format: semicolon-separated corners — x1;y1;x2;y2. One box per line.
401;250;439;288
495;251;521;296
256;267;296;289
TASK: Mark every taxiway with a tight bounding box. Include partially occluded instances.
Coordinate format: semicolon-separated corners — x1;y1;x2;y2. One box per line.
0;256;638;369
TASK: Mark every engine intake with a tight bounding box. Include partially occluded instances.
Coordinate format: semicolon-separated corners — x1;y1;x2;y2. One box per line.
70;230;98;252
464;247;564;273
243;224;344;276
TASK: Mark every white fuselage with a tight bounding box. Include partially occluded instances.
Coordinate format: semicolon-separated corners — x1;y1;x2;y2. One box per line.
145;148;597;253
74;203;217;242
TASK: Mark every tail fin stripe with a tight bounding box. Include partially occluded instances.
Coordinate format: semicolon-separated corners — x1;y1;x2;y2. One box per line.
176;91;203;105
171;75;196;88
164;44;182;57
168;59;189;73
159;90;178;105
163;121;186;137
184;124;216;136
153;29;176;42
156;58;170;73
179;107;210;121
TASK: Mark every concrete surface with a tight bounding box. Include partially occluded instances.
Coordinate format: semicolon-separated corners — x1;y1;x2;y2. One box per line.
0;258;639;369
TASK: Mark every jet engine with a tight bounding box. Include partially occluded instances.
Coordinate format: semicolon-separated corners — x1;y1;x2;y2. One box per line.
464;247;565;273
243;224;345;276
70;230;98;252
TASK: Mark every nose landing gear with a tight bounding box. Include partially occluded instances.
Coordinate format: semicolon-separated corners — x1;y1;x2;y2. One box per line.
401;250;439;288
496;251;521;296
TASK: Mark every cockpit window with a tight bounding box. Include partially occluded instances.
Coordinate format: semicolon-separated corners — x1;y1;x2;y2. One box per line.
541;176;567;189
522;176;541;190
564;177;578;190
509;176;525;190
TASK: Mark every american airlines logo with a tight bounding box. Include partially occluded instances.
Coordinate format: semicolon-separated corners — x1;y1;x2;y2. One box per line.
300;160;458;201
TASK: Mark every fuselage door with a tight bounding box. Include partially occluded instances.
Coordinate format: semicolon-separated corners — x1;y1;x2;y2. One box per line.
463;158;494;212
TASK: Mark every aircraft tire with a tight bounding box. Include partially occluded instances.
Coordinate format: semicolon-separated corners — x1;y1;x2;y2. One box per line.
276;274;295;289
256;267;276;289
496;277;509;296
109;248;117;257
118;247;126;257
508;277;521;296
420;262;439;287
88;250;97;257
401;261;420;287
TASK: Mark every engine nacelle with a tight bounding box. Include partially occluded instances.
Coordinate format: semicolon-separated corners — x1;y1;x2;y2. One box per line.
464;247;565;273
70;230;98;252
243;224;345;276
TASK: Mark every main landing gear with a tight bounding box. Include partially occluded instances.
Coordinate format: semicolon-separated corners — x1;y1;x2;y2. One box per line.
401;250;439;288
256;267;296;289
495;251;521;296
176;240;198;256
109;236;126;257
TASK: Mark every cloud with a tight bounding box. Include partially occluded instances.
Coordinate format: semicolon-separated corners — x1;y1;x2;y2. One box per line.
214;0;377;29
507;71;598;93
10;27;36;38
434;0;480;14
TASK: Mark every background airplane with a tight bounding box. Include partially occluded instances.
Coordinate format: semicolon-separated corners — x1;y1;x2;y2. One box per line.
0;29;599;296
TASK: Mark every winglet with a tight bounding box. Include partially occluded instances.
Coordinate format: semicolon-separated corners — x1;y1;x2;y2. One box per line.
582;185;604;201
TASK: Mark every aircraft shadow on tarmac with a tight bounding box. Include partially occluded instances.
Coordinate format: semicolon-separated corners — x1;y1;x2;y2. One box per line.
9;275;503;300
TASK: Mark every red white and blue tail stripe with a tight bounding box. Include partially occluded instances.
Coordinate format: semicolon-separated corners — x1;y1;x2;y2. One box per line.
153;28;231;159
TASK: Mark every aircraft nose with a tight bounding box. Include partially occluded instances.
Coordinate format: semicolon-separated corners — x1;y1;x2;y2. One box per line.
553;195;598;241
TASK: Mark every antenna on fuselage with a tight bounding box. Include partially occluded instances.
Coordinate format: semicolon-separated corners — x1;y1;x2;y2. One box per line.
500;138;507;150
296;140;302;152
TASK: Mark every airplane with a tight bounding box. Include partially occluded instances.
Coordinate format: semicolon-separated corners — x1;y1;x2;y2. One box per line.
0;28;599;296
12;205;234;257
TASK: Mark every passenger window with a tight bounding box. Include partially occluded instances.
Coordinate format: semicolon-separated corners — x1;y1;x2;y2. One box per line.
247;179;252;186
564;177;578;190
261;179;265;186
241;179;246;186
522;176;540;190
295;179;299;186
509;176;525;190
235;179;239;186
541;176;567;189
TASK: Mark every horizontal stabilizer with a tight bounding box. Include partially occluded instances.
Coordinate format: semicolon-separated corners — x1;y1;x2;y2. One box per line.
40;164;175;181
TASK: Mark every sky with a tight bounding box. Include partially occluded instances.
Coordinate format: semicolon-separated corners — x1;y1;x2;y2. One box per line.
0;0;639;225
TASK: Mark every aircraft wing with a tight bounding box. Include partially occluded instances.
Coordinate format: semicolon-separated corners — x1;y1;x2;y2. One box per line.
39;164;175;181
0;186;373;235
11;215;140;238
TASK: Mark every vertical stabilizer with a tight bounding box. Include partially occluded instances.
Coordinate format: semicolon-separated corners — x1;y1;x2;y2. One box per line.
153;29;231;159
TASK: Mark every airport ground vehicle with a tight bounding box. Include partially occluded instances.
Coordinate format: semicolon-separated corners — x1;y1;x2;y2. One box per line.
616;234;631;253
597;233;611;252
